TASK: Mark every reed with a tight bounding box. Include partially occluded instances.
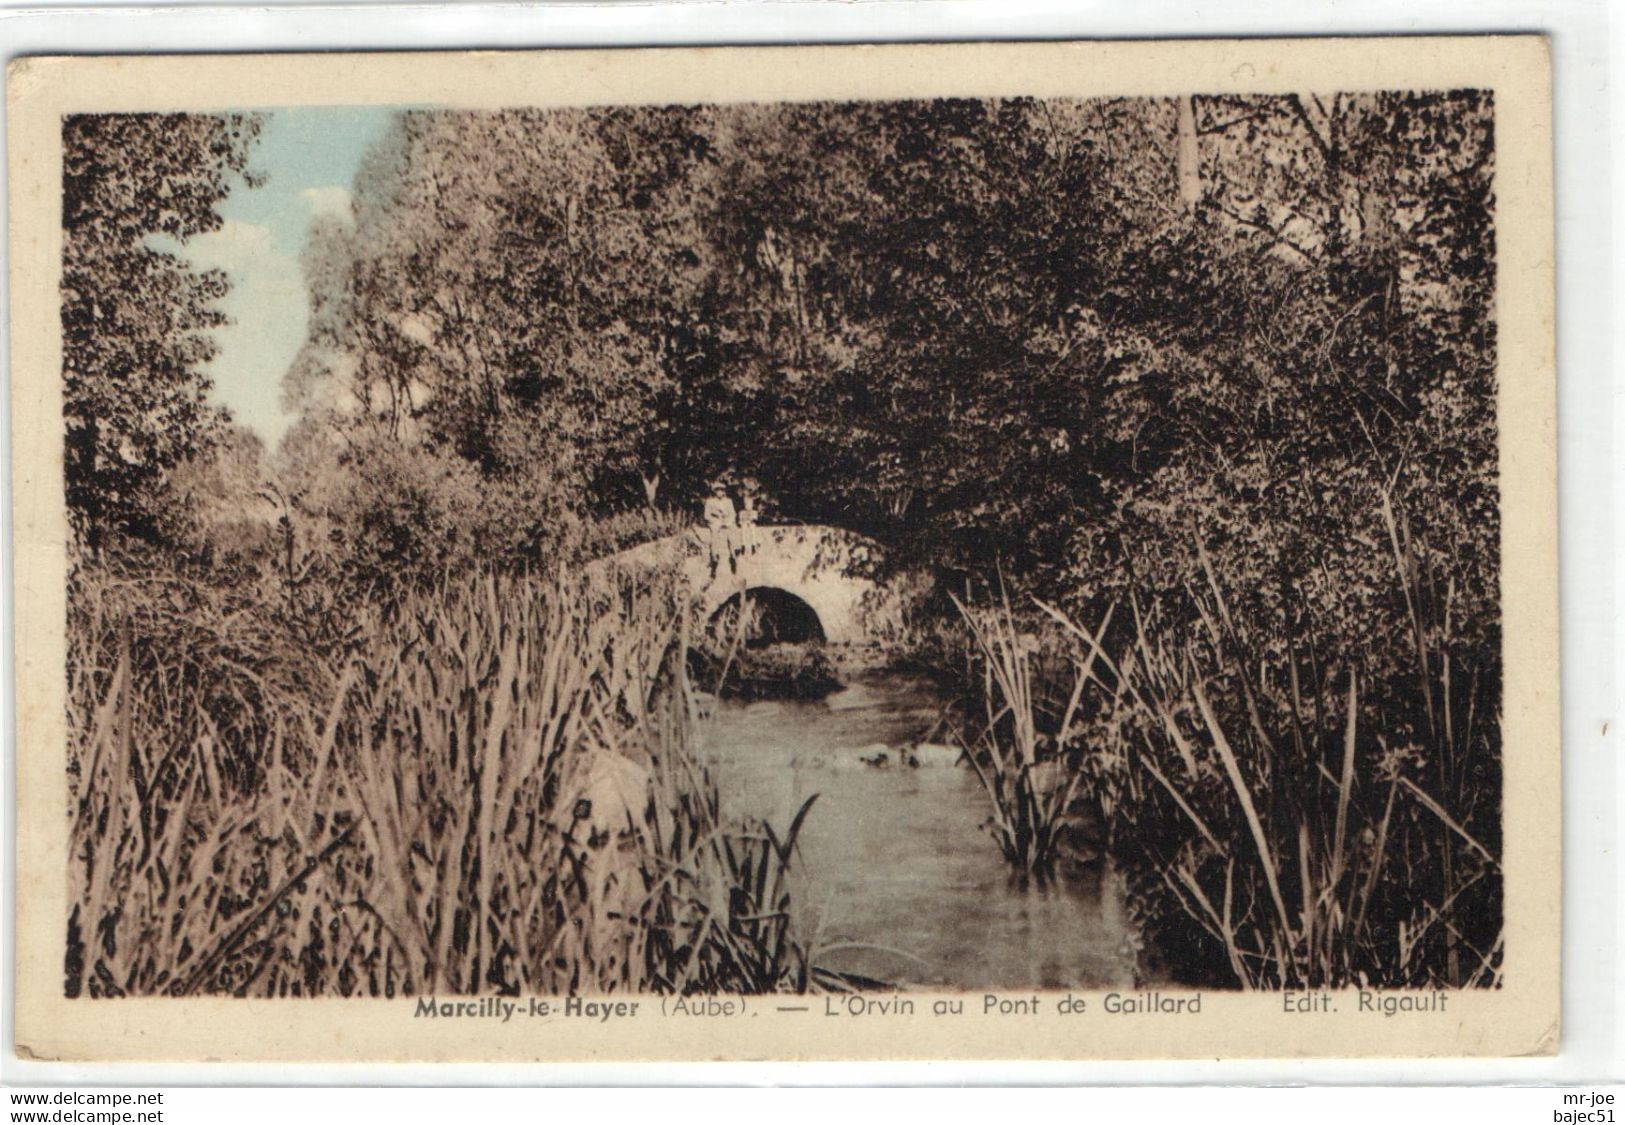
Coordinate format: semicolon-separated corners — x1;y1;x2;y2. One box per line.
948;585;1104;875
66;562;817;997
1029;497;1501;988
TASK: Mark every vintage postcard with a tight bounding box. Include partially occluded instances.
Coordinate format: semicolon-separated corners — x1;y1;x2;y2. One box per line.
7;38;1557;1062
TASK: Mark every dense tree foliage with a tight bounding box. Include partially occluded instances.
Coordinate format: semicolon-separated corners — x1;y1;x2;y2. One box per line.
283;95;1494;624
62;113;262;548
281;107;725;566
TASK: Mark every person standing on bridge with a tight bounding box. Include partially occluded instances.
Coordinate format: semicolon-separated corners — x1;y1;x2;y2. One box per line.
739;478;761;557
702;481;738;578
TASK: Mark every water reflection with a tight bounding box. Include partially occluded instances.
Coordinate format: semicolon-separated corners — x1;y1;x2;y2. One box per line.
700;671;1140;990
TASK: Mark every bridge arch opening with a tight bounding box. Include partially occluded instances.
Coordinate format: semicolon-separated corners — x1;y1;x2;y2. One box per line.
709;587;827;647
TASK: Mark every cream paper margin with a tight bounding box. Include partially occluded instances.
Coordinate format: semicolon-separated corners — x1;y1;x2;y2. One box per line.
6;37;1558;1063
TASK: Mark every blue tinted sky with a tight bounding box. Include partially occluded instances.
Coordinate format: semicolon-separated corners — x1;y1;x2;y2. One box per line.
176;106;399;446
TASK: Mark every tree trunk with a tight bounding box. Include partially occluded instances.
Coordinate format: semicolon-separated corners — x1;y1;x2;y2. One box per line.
1176;96;1202;212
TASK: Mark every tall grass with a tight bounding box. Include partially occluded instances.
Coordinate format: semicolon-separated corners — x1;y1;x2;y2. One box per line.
954;496;1501;989
948;587;1102;875
67;563;817;997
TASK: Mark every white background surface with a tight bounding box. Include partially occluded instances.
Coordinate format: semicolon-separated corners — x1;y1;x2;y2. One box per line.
0;0;1617;1096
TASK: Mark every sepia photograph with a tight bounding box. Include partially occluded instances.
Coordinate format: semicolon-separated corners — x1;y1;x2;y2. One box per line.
8;40;1558;1061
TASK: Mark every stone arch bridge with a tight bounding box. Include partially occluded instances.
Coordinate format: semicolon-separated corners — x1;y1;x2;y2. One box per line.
589;524;921;646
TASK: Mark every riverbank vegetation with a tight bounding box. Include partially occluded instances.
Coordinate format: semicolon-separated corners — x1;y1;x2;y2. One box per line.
946;507;1499;989
923;93;1502;988
68;560;825;996
64;90;1499;993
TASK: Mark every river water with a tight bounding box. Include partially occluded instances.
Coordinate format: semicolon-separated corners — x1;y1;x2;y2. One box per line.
700;670;1142;991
